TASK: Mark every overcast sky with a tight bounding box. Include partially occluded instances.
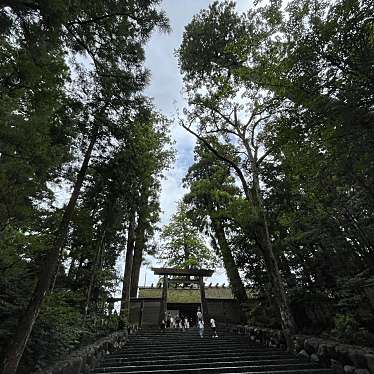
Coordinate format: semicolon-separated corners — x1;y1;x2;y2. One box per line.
136;0;253;287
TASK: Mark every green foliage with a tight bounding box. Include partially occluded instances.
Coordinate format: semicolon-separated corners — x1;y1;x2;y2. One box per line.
161;201;217;269
18;292;120;373
178;0;374;341
333;314;358;342
0;0;172;372
331;313;374;347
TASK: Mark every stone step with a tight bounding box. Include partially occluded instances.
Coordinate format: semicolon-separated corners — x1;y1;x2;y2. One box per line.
101;357;301;368
102;352;295;364
91;330;334;374
127;337;252;345
128;333;236;340
127;339;250;346
129;327;229;338
107;352;292;363
121;342;259;352
109;347;288;359
97;358;307;372
119;346;257;356
129;334;249;338
94;365;333;374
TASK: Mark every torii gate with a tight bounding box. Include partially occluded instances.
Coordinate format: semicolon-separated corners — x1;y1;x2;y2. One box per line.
152;267;214;324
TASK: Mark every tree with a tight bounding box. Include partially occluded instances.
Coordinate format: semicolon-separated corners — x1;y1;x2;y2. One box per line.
232;0;374;131
0;1;169;372
223;0;374;335
114;107;173;317
183;141;250;322
161;201;216;269
177;0;374;342
178;1;297;345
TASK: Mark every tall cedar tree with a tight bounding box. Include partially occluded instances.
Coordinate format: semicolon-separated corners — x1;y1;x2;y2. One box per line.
183;141;250;322
0;2;169;373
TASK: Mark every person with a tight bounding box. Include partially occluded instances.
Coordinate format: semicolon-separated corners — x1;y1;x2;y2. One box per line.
196;307;203;322
184;317;189;329
197;319;204;338
170;316;175;328
160;319;166;333
166;312;171;328
179;314;184;331
210;317;218;338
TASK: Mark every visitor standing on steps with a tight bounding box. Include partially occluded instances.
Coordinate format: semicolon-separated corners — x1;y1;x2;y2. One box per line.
179;314;184;331
210;317;218;338
166;312;171;328
197;318;204;338
160;319;166;332
196;307;203;323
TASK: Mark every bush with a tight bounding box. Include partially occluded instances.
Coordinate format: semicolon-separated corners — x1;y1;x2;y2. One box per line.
16;291;121;374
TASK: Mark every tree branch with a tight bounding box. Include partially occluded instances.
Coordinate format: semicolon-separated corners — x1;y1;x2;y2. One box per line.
180;120;253;203
256;148;272;166
63;24;100;69
250;114;271;150
67;12;142;27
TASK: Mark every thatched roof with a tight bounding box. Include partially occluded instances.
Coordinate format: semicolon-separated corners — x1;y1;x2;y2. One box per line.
152;268;214;277
138;286;252;303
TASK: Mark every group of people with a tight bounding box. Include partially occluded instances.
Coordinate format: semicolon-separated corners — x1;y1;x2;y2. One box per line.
160;308;218;338
161;313;191;330
196;309;218;338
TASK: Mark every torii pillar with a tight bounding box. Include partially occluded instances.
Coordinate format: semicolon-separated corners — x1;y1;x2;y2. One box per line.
159;274;168;324
199;276;209;324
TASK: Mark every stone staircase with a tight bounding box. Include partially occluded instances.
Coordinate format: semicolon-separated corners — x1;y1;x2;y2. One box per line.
93;328;335;374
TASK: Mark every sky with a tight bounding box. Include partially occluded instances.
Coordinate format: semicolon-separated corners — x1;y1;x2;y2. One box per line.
135;0;253;287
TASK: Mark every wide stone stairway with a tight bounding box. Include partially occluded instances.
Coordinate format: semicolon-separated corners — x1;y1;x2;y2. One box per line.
93;328;335;374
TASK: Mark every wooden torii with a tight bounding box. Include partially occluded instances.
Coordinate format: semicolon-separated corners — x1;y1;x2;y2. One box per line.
152;267;214;324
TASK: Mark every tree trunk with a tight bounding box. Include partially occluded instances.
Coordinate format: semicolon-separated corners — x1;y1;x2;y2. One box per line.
181;123;296;348
72;253;85;289
120;212;136;319
84;231;106;321
278;252;297;289
255;223;296;341
67;256;77;282
130;247;142;297
248;146;297;348
1;132;97;374
251;178;297;347
211;218;249;323
130;221;146;297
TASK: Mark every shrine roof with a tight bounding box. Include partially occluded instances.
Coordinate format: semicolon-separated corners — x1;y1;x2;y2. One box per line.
151;267;214;277
137;286;254;302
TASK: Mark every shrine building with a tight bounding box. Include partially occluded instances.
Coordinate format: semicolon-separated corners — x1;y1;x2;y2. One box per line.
125;267;249;327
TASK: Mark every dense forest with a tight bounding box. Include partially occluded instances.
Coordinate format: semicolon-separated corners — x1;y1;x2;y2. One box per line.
0;0;373;373
0;1;173;373
176;0;374;349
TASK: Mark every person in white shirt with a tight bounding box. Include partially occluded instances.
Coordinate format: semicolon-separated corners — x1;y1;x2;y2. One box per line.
197;319;204;338
210;317;218;338
196;307;203;322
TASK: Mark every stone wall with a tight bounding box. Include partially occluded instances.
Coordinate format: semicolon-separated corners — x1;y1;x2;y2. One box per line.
34;330;127;374
232;325;374;374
